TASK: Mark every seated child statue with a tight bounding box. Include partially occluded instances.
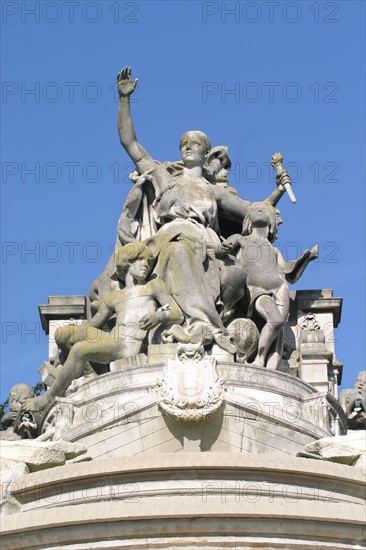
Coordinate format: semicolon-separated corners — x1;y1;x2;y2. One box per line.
25;243;183;412
222;202;318;369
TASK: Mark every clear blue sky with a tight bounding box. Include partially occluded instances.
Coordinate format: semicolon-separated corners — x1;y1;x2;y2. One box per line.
1;0;365;401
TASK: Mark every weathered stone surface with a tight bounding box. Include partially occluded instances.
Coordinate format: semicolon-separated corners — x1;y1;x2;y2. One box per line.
37;363;346;458
305;430;366;466
27;243;185;412
351;453;366;469
0;459;29;515
18;68;343;425
0;459;29;495
1;439;88;515
1;64;357;548
0;440;86;471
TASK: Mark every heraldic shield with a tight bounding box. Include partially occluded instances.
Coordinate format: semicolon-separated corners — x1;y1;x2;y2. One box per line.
157;343;224;423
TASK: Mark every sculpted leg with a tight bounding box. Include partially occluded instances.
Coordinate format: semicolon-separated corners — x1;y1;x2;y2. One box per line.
156;240;236;352
157;240;222;334
25;331;130;412
55;324;102;376
219;258;247;321
265;285;290;370
252;295;285;368
55;324;93;357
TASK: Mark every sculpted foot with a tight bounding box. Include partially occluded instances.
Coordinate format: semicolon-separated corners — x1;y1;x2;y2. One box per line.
167;324;192;343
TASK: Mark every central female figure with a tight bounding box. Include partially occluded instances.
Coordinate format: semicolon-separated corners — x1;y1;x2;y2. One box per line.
116;67;284;351
117;68;237;349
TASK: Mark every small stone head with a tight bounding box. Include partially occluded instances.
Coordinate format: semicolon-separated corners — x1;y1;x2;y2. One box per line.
177;341;205;362
242;202;281;243
8;383;34;411
116;242;154;282
205;146;232;184
354;371;366;392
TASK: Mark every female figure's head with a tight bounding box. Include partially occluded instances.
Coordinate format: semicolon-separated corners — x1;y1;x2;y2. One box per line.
179;131;211;168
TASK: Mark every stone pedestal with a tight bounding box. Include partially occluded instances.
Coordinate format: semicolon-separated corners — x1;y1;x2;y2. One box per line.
36;362;346;457
2;289;358;549
1;453;364;549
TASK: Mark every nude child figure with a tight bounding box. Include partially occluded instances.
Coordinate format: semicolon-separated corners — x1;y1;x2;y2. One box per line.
25;243;183;412
222;202;318;368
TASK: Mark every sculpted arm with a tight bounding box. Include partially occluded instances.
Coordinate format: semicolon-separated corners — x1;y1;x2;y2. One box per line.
264;185;286;207
264;167;296;206
214;168;292;220
154;280;184;324
213;185;252;223
88;299;114;328
139;280;184;331
276;245;318;284
221;234;245;254
117;67;156;174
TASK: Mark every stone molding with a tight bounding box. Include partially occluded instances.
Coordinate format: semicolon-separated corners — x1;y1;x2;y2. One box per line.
37;363;346;457
1;453;365;549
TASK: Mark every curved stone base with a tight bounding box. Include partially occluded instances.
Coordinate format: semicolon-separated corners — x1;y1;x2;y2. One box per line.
1;453;365;549
39;363;345;459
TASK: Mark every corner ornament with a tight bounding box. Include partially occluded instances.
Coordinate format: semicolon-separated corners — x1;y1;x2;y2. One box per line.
157;343;224;423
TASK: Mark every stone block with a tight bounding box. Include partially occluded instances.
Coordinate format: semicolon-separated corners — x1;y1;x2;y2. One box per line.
110;353;147;371
0;459;29;498
0;440;87;471
305;430;366;466
148;343;177;363
38;361;59;386
1;454;365;548
207;344;234;363
299;359;329;385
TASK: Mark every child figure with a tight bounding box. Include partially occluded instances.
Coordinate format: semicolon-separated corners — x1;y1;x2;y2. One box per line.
222;202;318;369
25;243;183;412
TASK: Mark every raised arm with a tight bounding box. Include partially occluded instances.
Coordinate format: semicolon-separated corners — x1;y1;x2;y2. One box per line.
139;279;184;331
265;183;286;207
117;67;156;174
213;185;252;223
276;244;319;284
264;170;290;206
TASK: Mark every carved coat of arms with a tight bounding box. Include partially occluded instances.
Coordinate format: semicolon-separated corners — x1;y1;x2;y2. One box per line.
157;343;224;423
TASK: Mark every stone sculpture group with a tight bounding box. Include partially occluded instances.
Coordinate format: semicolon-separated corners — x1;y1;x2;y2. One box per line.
2;65;365;550
4;65;352;427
